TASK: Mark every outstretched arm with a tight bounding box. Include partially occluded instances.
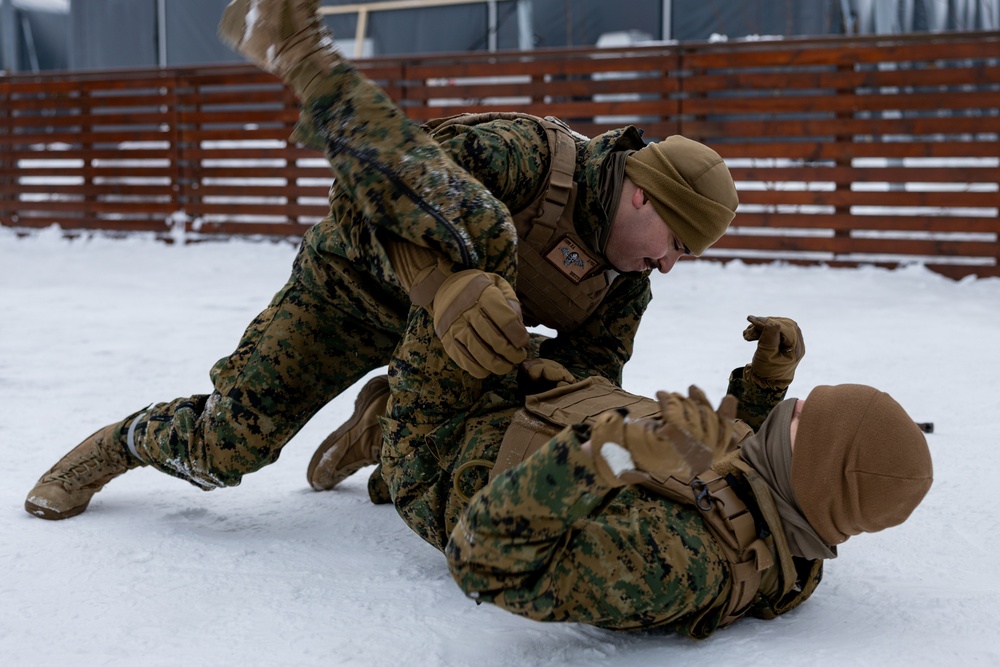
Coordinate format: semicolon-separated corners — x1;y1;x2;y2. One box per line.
727;315;805;430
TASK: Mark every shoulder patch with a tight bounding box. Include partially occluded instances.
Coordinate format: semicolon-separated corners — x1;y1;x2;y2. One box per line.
545;236;601;284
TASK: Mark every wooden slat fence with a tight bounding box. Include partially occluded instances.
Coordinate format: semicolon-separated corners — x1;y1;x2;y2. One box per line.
1;32;997;278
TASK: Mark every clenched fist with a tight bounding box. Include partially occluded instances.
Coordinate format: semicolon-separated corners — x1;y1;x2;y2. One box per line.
433;270;530;379
742;315;805;390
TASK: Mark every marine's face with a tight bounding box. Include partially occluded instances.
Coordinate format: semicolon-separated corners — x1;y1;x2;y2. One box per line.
605;185;690;274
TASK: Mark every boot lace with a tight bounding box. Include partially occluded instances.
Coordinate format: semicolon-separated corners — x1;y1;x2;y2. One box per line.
46;450;112;487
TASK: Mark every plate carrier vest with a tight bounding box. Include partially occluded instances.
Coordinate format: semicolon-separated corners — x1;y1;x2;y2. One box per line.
423;112;617;332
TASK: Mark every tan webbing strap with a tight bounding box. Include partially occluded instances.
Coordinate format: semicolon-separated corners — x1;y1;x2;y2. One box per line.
523;123;577;247
409;266;449;308
731;458;800;598
697;474;774;625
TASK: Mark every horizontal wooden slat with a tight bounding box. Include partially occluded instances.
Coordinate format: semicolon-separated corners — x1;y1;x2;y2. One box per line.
185;204;325;217
11;200;178;213
0;148;176;161
711;234;996;258
4;184;175;197
729;166;1000;183
181;220;313;236
190;184;328;198
686;63;1000;95
736;189;998;208
705;141;1000;160
733;213;1000;234
687;115;1000;142
9;216;175;233
698;255;1000;279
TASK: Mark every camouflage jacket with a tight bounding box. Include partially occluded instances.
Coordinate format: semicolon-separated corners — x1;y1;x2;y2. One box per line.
298;103;651;384
444;371;821;635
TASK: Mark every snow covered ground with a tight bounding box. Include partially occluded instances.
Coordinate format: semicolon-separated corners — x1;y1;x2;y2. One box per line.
2;226;998;666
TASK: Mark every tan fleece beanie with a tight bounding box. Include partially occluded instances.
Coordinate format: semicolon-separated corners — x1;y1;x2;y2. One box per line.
624;136;738;256
791;385;933;546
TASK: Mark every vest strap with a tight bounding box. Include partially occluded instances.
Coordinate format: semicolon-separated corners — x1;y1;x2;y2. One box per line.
524;124;577;247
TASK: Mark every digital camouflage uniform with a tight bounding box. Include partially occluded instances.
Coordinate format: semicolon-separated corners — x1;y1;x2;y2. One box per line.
445;423;824;635
444;371;821;636
125;62;650;509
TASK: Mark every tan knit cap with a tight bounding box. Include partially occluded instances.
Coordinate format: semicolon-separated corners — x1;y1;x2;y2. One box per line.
791;384;933;546
624;136;738;256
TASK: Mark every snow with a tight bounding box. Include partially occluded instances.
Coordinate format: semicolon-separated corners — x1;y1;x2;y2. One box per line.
2;225;999;666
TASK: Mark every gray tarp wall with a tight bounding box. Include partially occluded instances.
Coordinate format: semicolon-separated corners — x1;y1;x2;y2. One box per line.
1;0;996;73
60;0;851;70
0;0;69;72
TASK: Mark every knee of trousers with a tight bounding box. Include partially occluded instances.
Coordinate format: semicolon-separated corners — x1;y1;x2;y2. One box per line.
130;393;288;490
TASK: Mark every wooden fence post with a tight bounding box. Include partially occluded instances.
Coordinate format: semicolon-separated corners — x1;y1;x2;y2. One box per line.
832;58;856;254
165;69;184;238
175;69;196;241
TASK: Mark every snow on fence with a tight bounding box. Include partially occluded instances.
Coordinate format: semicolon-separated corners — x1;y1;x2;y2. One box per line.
1;32;998;278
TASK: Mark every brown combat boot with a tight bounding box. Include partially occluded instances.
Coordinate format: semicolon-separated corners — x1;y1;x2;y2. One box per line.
308;375;390;492
25;422;143;520
218;0;341;101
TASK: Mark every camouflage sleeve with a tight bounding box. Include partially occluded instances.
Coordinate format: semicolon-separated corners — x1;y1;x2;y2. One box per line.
537;273;651;385
446;425;728;630
726;366;789;431
434;118;550;217
294;65;525;280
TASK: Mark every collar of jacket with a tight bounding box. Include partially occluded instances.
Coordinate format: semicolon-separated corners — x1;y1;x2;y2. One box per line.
573;126;647;255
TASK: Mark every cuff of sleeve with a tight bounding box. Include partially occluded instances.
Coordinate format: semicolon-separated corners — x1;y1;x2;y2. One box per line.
728;366;789;431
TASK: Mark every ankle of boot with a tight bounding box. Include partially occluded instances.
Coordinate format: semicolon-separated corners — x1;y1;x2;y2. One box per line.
122;412;151;468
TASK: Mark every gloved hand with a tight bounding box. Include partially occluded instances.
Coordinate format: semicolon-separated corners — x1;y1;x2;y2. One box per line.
520;358;576;389
742;315;805;390
659;385;738;453
588;389;735;487
433;270;530;379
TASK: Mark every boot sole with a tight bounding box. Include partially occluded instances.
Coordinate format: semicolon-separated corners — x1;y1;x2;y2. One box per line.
307;375;390;491
24;497;90;521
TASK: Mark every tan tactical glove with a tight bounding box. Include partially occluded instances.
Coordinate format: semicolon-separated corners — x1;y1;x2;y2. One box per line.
387;239;530;379
659;385;738;453
520;358;576;388
433;270;530;379
588;388;735;487
742;315;805;390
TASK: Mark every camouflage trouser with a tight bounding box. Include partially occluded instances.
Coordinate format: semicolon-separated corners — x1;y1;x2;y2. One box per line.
126;235;408;489
123;56;519;543
382;308;526;550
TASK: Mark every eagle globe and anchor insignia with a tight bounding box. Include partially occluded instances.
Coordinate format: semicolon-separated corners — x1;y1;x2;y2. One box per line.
544;236;601;284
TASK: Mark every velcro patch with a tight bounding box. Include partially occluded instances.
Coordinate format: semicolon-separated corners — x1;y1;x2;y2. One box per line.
545;236;600;284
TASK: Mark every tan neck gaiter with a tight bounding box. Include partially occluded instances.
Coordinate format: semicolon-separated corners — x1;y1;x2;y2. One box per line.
739;398;837;561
